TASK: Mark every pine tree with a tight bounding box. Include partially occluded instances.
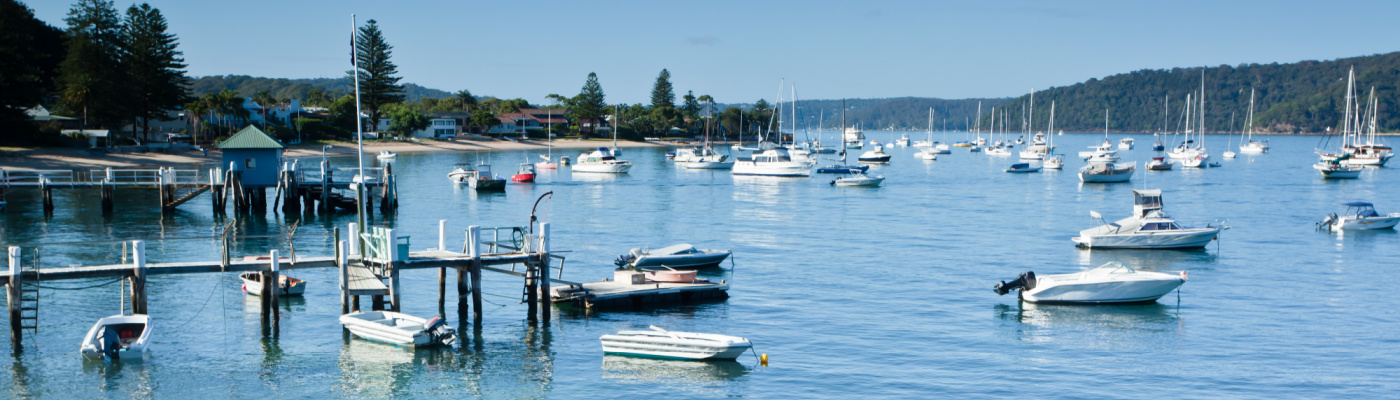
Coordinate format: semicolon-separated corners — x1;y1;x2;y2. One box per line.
575;72;606;133
350;19;404;133
650;69;674;109
0;0;65;139
123;3;188;142
60;0;126;133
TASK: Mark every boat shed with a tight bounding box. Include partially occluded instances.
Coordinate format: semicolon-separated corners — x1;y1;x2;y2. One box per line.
218;125;286;187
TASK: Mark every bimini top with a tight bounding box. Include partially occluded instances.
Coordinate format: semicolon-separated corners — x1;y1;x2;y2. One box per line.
1342;202;1374;208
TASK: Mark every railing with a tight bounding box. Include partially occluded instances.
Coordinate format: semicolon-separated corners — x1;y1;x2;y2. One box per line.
1;169;75;184
86;168;202;185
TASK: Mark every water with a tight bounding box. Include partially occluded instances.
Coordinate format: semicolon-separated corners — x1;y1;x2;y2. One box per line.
1;133;1397;398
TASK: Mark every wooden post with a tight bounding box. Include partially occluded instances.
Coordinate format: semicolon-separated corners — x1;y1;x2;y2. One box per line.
386;228;400;312
268;249;280;337
131;241;147;315
8;246;22;352
348;223;359;257
438;266;446;313
40;178;53;214
468;225;483;324
538;223;551;322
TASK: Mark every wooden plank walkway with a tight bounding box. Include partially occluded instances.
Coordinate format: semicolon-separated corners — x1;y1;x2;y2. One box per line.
345;263;388;295
0;250;536;281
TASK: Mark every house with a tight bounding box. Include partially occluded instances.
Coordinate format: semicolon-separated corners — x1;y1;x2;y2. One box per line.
412;117;458;139
217;125;286;187
486;109;570;135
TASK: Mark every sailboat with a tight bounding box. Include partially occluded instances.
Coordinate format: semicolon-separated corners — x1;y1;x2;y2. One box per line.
1339;82;1393;166
1043;102;1063;170
683;100;734;169
1238;89;1268;154
817;101;870;173
610;107;622;156
1179;73;1211;168
536;109;559;169
1223;111;1237;159
1315;68;1366;178
915;108;940;160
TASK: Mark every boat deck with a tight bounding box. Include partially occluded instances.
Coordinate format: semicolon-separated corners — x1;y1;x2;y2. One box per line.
550;279;729;309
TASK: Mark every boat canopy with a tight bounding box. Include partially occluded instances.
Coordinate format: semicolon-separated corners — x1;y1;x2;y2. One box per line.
1342;202;1374;207
1133;189;1163;216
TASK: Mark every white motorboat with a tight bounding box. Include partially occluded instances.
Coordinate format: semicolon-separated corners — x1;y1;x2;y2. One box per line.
895;134;911;147
447;163;474;183
80;314;152;361
1119;138;1134;150
1083;152;1120;164
239;272;306;296
1078;162;1134;183
375;151;397;160
1314;156;1362;179
600;326;752;360
933;143;951;154
449;163;506;189
732;148;810;177
843;126;865;149
1043;155;1063;170
915;148;939;160
993;262;1187;304
615;244;732;269
574;147;633;173
1078;142;1116;158
1317;202;1400;231
1146;157;1173;171
1180;153;1208;168
1072;189;1226;249
1005;163;1041;173
673;147;720;163
339;311;458;348
857;145;891;163
831;172;885;187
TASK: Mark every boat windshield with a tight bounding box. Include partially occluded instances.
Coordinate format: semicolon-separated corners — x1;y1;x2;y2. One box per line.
1138;221;1181;231
1089;261;1136;275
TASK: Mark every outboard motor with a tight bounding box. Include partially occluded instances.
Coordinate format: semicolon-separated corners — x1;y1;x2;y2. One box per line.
423;316;458;347
993;271;1037;295
1317;213;1338;230
97;327;123;362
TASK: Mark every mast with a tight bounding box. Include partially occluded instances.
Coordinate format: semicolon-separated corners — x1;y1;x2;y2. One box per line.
351;14;366;238
1246;89;1255;142
547;108;552;159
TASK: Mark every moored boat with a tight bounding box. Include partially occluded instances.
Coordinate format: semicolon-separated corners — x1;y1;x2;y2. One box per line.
831;171;885;186
340;311;457;348
1078;162;1134;183
1072;189;1226;249
993;262;1187;304
239;272;306;296
574;147;633;173
857;145;892;163
512;163;536;183
615;243;732;269
1317;202;1400;231
1146;157;1173;171
1005;163;1041;173
600;326;753;360
80;314;152;361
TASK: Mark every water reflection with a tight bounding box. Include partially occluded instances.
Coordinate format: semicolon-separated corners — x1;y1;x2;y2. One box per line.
82;358;155;397
601;355;749;393
1075;248;1215;272
996;302;1182;345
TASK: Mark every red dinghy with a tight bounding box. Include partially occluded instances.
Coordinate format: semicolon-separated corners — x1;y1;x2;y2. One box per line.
511;163;536;183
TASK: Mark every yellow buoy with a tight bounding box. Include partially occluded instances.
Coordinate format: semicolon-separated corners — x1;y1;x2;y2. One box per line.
760;353;768;366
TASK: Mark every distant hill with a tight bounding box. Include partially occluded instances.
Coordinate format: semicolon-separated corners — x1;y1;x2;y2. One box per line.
187;75;454;103
994;52;1400;134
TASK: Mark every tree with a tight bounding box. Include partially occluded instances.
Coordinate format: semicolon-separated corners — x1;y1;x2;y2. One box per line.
252;90;275;129
350;19;404;134
0;0;66;141
574;72;607;134
470;109;497;135
60;0;126;134
304;88;329;107
682;91;698;116
386;105;429;138
650;69;675;109
122;3;187;142
183;98;206;143
455;89;475;112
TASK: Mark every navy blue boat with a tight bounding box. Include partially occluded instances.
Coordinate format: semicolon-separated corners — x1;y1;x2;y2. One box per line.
816;165;869;174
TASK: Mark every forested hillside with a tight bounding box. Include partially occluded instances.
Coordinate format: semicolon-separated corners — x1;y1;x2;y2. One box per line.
188;75;453;103
991;52;1400;134
722;97;1012;132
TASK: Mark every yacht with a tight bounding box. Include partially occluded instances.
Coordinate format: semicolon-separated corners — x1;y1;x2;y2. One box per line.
601;326;752;360
1071;189;1226;249
1314;156;1361;179
1317;202;1400;231
993;262;1188;304
732;148;811;177
1119;138;1134;150
573;147;633;173
843;127;865;149
1078;162;1134;183
1239;89;1269;154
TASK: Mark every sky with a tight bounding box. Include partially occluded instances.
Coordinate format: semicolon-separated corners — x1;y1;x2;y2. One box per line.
27;0;1400;106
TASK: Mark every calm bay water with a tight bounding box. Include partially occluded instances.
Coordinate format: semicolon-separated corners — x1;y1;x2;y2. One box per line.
1;132;1397;398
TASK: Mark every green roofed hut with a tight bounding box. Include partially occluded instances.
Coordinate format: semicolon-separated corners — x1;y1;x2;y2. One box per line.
218;126;286;187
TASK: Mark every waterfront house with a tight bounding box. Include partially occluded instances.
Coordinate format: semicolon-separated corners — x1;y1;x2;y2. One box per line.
217;125;286;187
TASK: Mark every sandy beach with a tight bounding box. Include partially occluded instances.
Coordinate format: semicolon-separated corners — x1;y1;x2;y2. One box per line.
0;138;672;170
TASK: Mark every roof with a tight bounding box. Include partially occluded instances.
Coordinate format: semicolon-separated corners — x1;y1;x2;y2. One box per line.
1132;189;1162;197
1342;202;1374;207
217;126;287;149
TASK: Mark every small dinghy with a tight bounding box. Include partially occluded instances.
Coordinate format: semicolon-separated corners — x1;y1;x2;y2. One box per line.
642;267;699;283
616;244;732;269
80;314;151;361
340;311;458;348
600;326;753;360
239;272;306;296
993;262;1187;304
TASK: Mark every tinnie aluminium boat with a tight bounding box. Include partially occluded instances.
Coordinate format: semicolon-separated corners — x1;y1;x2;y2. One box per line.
600;326;753;360
339;311;457;348
993;262;1187;304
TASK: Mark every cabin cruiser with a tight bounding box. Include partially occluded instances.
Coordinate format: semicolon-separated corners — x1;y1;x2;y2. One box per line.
1119;138;1134;150
1042;154;1063;170
449;163;506;190
601;326;752;360
574;147;633;173
673;146;721;163
1317;202;1400;231
1072;189;1226;249
831;171;885;187
993;262;1187;304
1078;140;1115;158
1078;162;1134;183
80;314;152;361
895;134;911;147
732;148;811;177
1314;155;1362;179
512;163;536;183
843;127;865;149
857;145;892;163
615;243;732;269
340;311;457;347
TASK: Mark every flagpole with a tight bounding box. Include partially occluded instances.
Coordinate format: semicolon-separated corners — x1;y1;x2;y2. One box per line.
352;14;366;239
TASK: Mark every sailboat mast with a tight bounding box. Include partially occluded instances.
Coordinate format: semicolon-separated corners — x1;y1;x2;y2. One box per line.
1246;89;1255;142
350;14;366;237
1028;89;1034;136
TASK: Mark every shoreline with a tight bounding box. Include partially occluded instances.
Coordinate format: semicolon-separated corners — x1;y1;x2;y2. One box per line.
0;138;674;170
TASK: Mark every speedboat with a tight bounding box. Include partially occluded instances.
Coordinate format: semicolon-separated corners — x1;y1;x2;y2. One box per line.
600;326;752;360
1314;156;1361;179
1005;163;1041;173
831;172;885;187
80;314;152;361
447;163;475;183
1078;162;1134;183
615;243;732;269
456;163;505;190
993;262;1187;304
340;311;457;348
1072;189;1226;249
238;272;306;296
512;163;536;183
1317;202;1400;231
1146;157;1172;171
375;151;397;160
732;148;811;177
574;147;633;173
857;145;891;163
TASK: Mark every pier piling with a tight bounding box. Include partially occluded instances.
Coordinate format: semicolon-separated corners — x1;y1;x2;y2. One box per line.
8;247;22;352
130;241;147;315
538;223;551;322
266;250;280;337
469;226;483;324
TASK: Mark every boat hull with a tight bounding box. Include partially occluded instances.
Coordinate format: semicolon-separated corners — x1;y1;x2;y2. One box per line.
1073;228;1220;249
573;163;633;173
633;251;732;269
600;335;751;360
80;314;151;361
833;177;884;186
239;272;306;296
682;161;735;170
1023;278;1185;304
1333;215;1400;231
732;163;810;177
340;311;456;348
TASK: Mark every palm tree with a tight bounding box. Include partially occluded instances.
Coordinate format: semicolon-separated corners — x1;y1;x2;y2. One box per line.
253;91;277;130
184;100;207;144
456;89;476;112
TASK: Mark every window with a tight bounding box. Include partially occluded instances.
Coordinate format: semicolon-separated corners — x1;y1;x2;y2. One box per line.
245;158;256;169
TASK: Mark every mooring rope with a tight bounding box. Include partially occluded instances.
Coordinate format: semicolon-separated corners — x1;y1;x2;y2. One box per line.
173;272;224;330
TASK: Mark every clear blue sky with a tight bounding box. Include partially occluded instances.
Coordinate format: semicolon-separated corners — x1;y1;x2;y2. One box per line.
28;0;1400;106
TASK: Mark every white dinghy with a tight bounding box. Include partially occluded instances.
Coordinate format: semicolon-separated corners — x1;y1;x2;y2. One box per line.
340;311;458;348
80;314;152;361
239;272;306;296
994;262;1187;304
600;326;753;360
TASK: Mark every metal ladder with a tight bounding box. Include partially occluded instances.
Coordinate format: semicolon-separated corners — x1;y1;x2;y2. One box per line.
17;250;39;334
519;260;539;303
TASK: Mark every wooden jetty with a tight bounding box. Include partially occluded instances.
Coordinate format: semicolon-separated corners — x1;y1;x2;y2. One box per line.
0;220;731;353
